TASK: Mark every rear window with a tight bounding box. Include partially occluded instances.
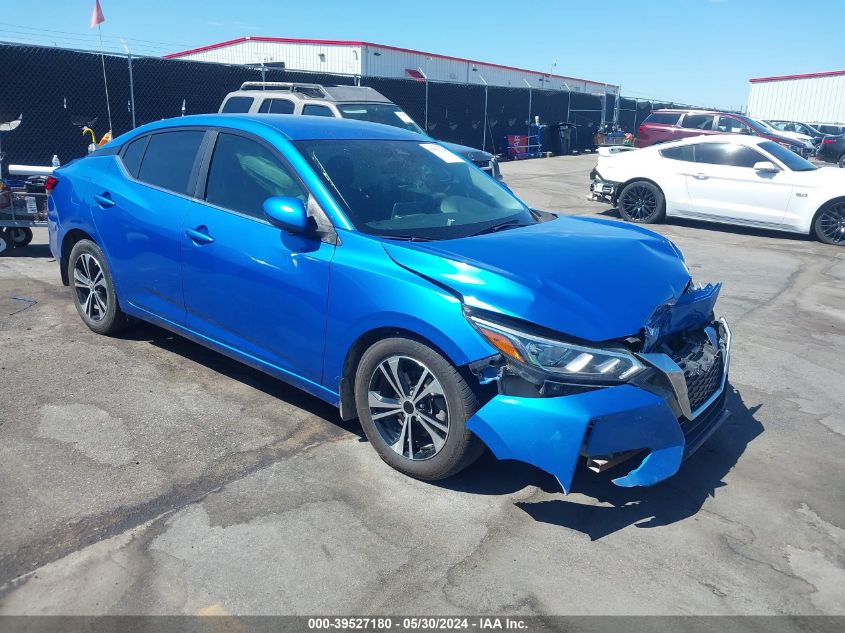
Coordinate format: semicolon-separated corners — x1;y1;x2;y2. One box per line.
121;135;149;178
137;130;205;194
659;145;694;162
644;112;680;125
681;114;715;130
221;96;254;113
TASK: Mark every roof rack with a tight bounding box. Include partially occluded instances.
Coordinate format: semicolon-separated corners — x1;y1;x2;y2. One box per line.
239;82;328;98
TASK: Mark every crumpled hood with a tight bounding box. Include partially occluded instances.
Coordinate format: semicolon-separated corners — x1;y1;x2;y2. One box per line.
382;215;692;342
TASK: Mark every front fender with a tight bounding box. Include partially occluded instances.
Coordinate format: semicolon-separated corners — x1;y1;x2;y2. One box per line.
323;230;495;391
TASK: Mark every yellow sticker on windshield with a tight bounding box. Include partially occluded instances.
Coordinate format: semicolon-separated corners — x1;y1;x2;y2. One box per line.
420;143;464;163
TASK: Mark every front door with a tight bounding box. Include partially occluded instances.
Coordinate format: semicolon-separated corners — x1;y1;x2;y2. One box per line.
181;131;336;385
685;142;793;225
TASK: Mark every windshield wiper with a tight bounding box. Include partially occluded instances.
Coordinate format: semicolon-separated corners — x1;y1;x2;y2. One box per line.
382;235;436;242
465;219;532;238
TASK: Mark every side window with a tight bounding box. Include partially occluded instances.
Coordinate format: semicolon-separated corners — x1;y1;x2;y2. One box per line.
204;133;306;220
695;143;762;167
221;96;254;113
645;112;680;125
716;117;750;134
137;130;205;194
681;114;715;131
258;99;295;114
302;104;335;117
120;135;149;178
659;145;695;162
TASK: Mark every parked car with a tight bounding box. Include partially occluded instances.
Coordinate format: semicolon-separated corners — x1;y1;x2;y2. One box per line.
816;134;845;168
592;134;845;245
767;120;825;145
220;82;502;180
811;123;845;136
635;109;813;157
47;113;732;492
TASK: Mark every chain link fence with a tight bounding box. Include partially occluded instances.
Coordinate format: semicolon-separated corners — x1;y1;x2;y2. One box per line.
0;42;709;171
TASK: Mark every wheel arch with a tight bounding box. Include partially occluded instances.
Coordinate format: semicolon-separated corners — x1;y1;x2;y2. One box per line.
611;176;665;207
811;196;845;240
337;326;474;422
60;229;96;285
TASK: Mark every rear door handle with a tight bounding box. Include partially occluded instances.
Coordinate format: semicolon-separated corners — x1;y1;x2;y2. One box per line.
93;193;116;208
692;173;709;180
185;226;215;245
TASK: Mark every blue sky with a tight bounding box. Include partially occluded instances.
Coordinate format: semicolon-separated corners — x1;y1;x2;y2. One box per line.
2;0;841;109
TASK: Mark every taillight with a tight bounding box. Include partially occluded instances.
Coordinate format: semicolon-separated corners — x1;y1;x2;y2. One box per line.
638;125;646;136
44;175;58;194
822;137;836;144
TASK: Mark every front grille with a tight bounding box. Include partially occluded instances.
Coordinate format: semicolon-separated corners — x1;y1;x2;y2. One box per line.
682;349;724;412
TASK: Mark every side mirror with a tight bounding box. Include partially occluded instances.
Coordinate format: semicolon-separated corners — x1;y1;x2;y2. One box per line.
263;196;307;233
753;161;779;173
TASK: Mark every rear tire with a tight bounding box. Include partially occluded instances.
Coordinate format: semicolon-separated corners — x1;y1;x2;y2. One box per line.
68;239;130;334
354;337;483;481
7;227;33;248
838;154;845;168
617;180;666;223
813;200;845;246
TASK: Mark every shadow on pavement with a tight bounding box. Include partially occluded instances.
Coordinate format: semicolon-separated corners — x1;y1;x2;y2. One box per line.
0;244;53;259
441;386;763;539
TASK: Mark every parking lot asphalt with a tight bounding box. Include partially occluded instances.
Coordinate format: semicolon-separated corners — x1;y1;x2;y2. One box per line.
1;154;844;616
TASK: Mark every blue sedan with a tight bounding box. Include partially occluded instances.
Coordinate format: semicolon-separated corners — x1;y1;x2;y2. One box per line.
47;114;732;492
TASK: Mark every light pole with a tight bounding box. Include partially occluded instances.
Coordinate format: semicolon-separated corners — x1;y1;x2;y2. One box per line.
477;73;488;152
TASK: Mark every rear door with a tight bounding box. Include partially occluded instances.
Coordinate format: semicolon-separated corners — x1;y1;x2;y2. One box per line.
684;142;793;225
92;128;206;324
181;129;336;384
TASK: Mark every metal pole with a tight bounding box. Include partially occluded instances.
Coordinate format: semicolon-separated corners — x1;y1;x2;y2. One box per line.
478;74;488;152
127;53;136;128
417;67;428;132
562;81;572;123
121;39;136;129
523;79;532;139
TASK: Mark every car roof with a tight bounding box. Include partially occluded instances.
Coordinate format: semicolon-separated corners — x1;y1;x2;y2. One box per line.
111;113;424;144
651;133;767;149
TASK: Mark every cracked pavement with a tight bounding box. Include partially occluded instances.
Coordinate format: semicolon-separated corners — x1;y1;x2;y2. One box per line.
0;155;843;615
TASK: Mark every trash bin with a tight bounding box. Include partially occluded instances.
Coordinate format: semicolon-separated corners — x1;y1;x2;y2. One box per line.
546;123;575;156
25;176;47;214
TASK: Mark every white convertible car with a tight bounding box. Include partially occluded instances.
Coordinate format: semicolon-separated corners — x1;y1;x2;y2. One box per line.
590;134;845;245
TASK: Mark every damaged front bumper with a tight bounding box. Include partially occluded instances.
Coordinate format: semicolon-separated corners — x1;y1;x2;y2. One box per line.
466;318;732;493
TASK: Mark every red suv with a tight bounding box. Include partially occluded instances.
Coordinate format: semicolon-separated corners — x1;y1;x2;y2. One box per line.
635;109;812;157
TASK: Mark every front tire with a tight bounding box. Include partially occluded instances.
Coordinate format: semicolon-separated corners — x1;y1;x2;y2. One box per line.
68;239;130;334
617;180;666;223
354;337;483;481
813;201;845;246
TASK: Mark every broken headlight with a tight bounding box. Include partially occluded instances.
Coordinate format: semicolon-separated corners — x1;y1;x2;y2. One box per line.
467;315;644;384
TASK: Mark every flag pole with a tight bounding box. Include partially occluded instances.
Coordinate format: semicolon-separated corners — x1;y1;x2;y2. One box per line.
97;22;113;134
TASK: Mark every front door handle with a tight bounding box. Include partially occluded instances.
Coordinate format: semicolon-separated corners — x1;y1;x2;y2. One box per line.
93;193;116;208
185;226;215;245
692;173;709;180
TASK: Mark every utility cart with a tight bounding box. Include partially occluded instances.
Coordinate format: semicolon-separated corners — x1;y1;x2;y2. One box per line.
0;168;51;252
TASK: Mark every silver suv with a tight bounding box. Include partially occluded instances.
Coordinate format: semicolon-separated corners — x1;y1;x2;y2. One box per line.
220;82;501;180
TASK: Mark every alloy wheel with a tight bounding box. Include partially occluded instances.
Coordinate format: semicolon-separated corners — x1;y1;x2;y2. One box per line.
73;253;109;321
620;184;658;221
367;355;450;461
818;203;845;244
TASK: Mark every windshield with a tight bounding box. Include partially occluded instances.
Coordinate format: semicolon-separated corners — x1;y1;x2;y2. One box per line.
295;139;533;240
750;117;778;133
759;141;817;171
337;103;426;135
